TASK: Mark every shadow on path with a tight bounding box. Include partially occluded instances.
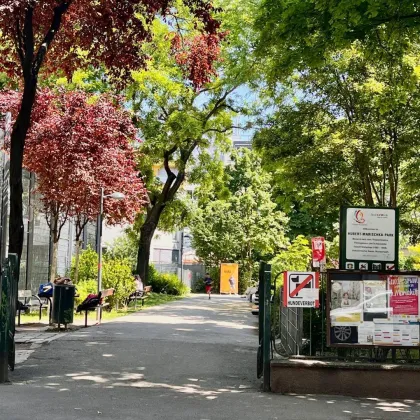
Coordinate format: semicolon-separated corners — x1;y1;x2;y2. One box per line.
2;295;420;420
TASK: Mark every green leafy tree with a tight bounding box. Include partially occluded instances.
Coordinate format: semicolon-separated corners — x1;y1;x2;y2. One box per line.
105;234;139;273
191;149;288;289
70;246;97;284
102;258;136;309
270;236;311;278
255;0;420;76
130;19;244;282
254;42;420;238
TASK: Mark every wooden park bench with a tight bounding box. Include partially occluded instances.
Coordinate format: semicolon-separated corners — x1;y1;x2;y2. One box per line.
128;285;152;309
82;288;115;328
17;290;52;326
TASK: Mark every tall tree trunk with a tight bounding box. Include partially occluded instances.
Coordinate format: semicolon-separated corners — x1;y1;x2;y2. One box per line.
136;217;158;284
9;79;37;262
73;239;82;283
49;213;59;283
49;240;59;283
135;143;196;282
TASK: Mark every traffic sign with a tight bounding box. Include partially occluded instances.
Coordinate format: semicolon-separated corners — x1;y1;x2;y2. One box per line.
283;271;320;308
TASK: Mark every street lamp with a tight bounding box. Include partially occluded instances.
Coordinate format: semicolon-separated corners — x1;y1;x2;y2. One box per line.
97;188;125;294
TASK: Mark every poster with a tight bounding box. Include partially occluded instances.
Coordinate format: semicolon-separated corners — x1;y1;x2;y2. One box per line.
311;237;326;268
220;263;239;294
388;276;418;316
393;324;420;346
358;322;375;344
374;323;394;345
329;273;420;347
362;280;390;321
330;280;362;325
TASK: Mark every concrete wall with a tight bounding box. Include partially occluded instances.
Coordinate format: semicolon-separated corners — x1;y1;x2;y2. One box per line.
271;358;420;399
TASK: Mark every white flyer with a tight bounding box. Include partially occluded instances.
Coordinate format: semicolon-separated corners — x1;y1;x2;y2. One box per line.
358;322;375;345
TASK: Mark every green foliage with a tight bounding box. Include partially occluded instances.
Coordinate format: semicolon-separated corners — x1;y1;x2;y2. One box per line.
270;236;311;278
253;39;420;238
250;0;420;243
148;265;189;295
70;246;97;283
255;0;420;78
192;278;205;293
191;149;288;290
71;247;136;309
105;234;138;272
102;257;136;309
74;280;97;307
400;244;420;270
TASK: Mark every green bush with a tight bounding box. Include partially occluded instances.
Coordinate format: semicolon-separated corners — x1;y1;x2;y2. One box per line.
70;246;98;282
71;248;135;309
75;279;97;307
148;265;189;295
192;278;205;293
102;257;136;309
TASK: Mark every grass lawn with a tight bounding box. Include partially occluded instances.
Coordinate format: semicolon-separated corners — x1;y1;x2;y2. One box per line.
17;293;185;325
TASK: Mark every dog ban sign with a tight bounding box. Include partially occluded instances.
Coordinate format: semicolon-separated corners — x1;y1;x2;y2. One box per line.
283;272;320;308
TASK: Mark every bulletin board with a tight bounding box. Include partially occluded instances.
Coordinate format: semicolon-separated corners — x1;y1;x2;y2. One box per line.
327;270;420;348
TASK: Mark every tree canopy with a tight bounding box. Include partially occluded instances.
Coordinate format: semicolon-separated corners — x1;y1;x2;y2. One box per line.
191;149;288;287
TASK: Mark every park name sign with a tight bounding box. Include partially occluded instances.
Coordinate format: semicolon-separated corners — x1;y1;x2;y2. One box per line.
339;206;398;271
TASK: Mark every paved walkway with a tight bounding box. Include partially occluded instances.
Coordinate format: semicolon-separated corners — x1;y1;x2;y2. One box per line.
2;295;420;420
15;328;65;365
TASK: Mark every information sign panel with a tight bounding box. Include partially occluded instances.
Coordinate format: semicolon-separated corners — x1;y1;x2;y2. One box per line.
339;206;398;271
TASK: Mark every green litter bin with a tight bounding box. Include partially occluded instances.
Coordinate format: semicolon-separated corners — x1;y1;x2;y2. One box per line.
52;284;75;327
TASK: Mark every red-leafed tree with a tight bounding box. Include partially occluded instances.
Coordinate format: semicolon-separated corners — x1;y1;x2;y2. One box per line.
0;0;222;267
0;88;147;282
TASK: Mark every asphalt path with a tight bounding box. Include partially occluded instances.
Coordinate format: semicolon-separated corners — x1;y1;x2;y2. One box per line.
2;294;420;420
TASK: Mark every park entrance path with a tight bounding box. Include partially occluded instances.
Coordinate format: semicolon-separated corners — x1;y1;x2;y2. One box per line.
2;295;420;420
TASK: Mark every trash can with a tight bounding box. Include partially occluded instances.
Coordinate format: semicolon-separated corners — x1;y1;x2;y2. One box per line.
52;284;75;327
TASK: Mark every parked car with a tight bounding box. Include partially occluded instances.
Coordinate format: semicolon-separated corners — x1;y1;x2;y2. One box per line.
245;286;258;302
251;289;259;315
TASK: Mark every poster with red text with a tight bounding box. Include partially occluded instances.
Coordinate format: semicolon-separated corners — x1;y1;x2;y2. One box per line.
388;276;418;317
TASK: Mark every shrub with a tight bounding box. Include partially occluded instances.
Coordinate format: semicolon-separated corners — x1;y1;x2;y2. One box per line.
70;246;97;283
148;265;189;296
102;257;136;309
74;279;97;307
192;278;205;293
72;248;135;309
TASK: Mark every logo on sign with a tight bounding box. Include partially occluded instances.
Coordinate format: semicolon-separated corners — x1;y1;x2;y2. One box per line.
354;209;365;224
386;263;395;270
284;272;319;308
289;273;314;298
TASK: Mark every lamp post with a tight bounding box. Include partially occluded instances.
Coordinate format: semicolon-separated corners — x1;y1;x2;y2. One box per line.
97;188;125;294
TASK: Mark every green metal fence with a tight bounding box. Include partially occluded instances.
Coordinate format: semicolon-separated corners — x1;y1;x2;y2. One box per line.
0;254;19;383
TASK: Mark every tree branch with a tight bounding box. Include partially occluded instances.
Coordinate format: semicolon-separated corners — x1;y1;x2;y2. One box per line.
204;125;244;134
33;1;72;74
22;6;34;80
163;145;178;179
14;17;25;66
203;85;239;127
167;140;198;199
